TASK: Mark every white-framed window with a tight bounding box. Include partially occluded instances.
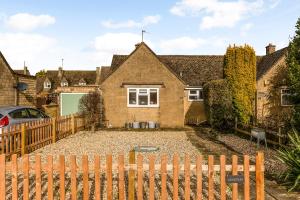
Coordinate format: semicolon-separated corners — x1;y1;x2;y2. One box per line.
44;82;51;89
79;82;86;86
281;89;294;106
61;82;68;87
188;88;203;101
127;88;159;107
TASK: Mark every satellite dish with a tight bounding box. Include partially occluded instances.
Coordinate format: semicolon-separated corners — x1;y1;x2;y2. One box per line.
16;82;28;91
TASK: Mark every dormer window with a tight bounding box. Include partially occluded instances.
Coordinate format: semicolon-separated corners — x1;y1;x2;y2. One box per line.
44;81;51;89
79;82;86;86
78;78;86;86
61;81;68;87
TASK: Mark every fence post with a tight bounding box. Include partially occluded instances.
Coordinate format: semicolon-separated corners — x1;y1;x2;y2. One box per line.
21;124;26;156
256;152;264;200
71;114;75;134
52;118;56;143
128;150;135;200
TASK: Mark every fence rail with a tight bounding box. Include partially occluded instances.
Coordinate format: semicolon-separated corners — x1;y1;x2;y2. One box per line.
0;114;86;158
0;152;264;200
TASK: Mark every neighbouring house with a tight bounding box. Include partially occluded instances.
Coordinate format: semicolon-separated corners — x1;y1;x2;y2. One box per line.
256;44;292;126
36;67;100;117
0;52;36;107
99;42;223;128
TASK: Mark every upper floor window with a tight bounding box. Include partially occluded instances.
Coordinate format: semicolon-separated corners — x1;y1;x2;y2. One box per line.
127;88;159;107
281;89;294;106
44;82;51;89
188;88;203;101
61;81;68;87
79;82;86;86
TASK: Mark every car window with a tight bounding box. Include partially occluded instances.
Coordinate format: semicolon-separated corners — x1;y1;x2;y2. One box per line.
0;114;3;119
27;108;44;118
9;109;30;119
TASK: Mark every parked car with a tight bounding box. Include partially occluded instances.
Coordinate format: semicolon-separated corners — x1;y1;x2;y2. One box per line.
0;106;49;129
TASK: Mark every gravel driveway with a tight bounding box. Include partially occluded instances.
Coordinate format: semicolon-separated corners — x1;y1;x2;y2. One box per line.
30;130;201;164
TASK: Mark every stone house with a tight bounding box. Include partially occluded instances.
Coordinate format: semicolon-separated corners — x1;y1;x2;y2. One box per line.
98;42;223;128
36;67;100;116
0;51;36;107
256;44;292;126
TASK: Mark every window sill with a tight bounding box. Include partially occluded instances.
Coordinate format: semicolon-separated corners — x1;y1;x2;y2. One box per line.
127;105;159;108
188;99;204;102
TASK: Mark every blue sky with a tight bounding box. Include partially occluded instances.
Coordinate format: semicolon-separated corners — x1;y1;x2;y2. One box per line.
0;0;299;73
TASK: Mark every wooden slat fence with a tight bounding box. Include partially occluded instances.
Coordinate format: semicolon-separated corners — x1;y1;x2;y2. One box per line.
0;152;265;200
0;114;86;159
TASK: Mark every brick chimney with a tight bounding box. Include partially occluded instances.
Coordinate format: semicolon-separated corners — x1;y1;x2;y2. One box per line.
266;43;276;55
23;66;28;75
96;67;101;85
58;67;63;77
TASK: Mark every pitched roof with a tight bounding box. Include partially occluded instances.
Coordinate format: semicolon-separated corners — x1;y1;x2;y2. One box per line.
36;70;96;94
98;66;111;84
256;47;287;80
103;54;224;86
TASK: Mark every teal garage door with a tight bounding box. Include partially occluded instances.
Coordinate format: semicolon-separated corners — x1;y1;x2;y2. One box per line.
60;93;87;116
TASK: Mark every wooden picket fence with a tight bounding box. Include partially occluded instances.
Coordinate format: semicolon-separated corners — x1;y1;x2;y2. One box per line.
0;114;86;158
0;152;264;200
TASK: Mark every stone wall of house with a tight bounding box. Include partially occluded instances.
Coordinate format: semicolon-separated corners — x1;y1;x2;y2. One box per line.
256;57;288;122
101;44;186;128
17;76;36;107
183;90;206;123
0;55;17;106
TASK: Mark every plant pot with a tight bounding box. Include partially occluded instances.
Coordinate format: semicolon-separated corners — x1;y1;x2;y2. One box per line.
133;122;140;129
148;121;155;129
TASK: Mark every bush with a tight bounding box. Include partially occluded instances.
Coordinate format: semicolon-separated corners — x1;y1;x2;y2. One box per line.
79;91;103;131
203;79;233;129
277;130;300;192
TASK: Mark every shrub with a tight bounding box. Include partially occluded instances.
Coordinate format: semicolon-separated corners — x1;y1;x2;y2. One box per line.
203;79;233;129
277;129;300;192
79;91;103;131
224;44;256;124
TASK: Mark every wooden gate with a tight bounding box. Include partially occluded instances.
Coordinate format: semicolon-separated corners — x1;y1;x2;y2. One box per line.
0;152;264;199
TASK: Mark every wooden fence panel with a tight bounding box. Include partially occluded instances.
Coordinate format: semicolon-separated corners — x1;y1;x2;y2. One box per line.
0;153;264;199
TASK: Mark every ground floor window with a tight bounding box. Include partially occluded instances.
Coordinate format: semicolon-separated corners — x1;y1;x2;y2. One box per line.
127;88;159;107
281;89;294;106
188;88;203;101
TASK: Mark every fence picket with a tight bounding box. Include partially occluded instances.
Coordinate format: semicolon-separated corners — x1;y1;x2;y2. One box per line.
95;155;101;200
173;154;179;200
0;155;5;199
23;154;29;200
161;155;167;200
220;155;226;200
149;155;155;200
12;154;18;200
196;155;202;200
47;155;53;200
70;155;77;200
256;152;264;200
232;155;238;200
35;155;42;200
185;155;190;200
118;155;125;200
244;155;250;200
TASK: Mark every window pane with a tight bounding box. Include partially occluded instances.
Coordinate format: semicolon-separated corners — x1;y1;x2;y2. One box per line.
189;95;198;100
9;109;29;119
189;90;197;94
138;95;148;105
27;109;43;118
129;91;136;104
150;90;157;105
198;90;204;100
139;89;147;94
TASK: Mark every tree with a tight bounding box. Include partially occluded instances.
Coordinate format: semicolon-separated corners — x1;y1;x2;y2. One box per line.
79;91;103;131
203;79;233;130
287;18;300;131
35;70;46;77
224;45;256;124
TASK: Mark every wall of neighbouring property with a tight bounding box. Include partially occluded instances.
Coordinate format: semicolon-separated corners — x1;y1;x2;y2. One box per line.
17;75;36;107
101;44;186;128
183;90;206;123
256;56;293;124
0;55;17;106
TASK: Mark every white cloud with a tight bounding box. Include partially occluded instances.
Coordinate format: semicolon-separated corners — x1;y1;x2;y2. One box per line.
159;36;228;54
5;13;55;31
170;0;278;29
101;15;161;29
